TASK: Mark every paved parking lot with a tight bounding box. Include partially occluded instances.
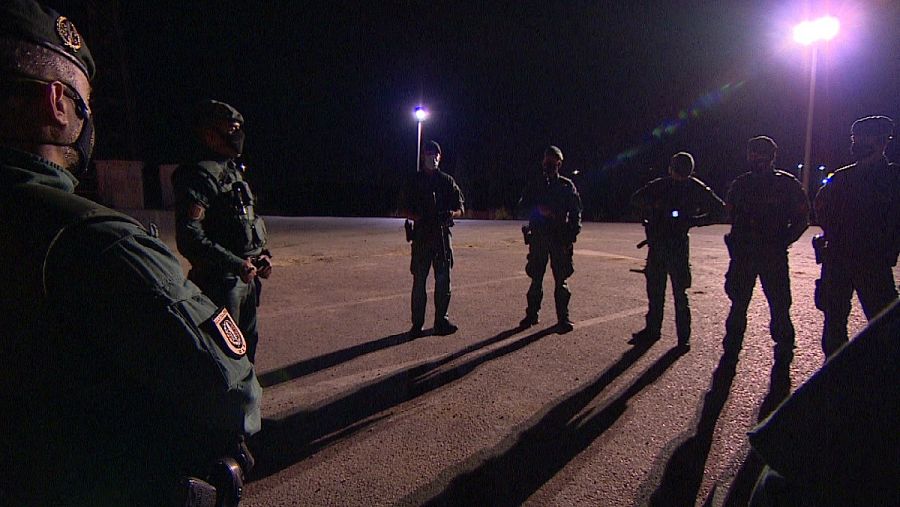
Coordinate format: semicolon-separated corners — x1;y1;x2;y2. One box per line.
149;215;881;506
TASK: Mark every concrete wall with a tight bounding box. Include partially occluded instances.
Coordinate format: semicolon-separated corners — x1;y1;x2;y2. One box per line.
94;160;144;209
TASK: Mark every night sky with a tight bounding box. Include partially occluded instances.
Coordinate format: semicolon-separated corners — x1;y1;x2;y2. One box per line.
50;1;900;217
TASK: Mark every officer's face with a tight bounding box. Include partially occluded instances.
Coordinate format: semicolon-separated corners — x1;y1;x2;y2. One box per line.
850;133;887;160
542;154;561;176
422;150;440;171
202;119;244;158
747;150;773;172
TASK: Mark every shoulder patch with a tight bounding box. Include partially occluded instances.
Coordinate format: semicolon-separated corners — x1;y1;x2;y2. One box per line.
212;307;247;358
188;203;206;220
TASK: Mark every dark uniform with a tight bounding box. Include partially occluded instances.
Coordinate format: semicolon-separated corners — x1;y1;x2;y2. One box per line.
0;5;260;504
631;174;725;345
403;166;465;334
814;116;900;358
173;103;269;363
723;167;809;359
520;167;582;329
748;300;900;507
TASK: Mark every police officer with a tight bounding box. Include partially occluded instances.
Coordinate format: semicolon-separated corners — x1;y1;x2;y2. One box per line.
402;140;465;337
631;152;725;349
519;146;582;333
723;136;809;363
814;116;900;359
173;100;271;363
0;2;260;505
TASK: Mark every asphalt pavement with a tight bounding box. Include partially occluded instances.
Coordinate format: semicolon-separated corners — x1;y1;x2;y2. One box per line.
148;215;885;506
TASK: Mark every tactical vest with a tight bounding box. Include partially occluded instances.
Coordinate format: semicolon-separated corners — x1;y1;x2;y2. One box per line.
196;160;268;258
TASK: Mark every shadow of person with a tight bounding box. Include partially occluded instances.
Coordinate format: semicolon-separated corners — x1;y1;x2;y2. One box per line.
720;351;793;506
400;341;685;507
248;325;550;480
257;332;411;387
646;337;742;506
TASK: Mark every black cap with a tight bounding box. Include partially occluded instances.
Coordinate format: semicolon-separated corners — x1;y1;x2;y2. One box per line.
544;145;564;161
851;116;894;137
0;0;95;80
747;136;778;157
423;140;441;155
194;99;244;127
670;151;695;177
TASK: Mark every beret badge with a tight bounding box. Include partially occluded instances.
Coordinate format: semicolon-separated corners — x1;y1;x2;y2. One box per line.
55;16;83;52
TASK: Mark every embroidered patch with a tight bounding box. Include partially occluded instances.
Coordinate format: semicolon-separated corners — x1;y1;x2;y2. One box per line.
188;203;206;220
55;16;83;52
212;307;247;357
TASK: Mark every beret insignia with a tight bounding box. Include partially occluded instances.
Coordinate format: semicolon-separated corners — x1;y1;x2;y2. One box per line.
55;16;83;52
213;307;247;358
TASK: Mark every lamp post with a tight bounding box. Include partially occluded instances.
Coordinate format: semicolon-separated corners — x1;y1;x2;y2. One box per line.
414;106;428;172
793;15;839;194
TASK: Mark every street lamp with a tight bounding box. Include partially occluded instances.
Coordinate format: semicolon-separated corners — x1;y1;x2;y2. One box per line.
793;15;839;193
414;106;428;172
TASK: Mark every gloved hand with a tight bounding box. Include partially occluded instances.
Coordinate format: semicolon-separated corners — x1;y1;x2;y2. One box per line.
254;255;273;279
238;258;257;284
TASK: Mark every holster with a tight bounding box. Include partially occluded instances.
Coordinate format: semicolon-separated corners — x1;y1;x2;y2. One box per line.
814;277;826;311
812;234;827;265
404;219;414;243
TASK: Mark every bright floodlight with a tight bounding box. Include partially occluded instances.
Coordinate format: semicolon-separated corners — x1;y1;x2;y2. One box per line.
793;16;840;45
414;106;428;122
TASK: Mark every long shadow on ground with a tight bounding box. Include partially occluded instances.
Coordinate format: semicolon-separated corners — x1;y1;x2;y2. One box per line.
257;332;411;387
720;359;791;506
641;336;750;506
399;341;686;507
249;325;559;480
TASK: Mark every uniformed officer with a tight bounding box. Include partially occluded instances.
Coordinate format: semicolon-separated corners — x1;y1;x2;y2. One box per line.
173;100;271;363
519;146;582;333
402;140;465;337
723;136;809;364
814;116;900;359
631;152;725;349
0;2;261;505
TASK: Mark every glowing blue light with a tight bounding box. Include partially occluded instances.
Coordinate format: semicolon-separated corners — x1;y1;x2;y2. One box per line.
671;210;679;218
414;106;428;122
818;165;826;171
822;179;828;184
797;163;804;169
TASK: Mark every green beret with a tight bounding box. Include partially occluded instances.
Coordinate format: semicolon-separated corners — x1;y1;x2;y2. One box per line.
545;145;564;161
194;99;244;127
851;116;894;137
0;0;95;80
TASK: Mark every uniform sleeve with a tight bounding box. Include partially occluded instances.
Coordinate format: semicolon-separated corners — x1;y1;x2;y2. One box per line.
172;165;245;272
785;179;810;246
450;177;465;214
45;220;262;441
692;180;726;226
630;183;652;215
724;178;740;223
569;184;583;236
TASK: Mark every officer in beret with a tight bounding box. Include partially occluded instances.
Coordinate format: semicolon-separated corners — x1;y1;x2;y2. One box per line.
0;1;260;505
173;100;271;363
723;136;809;365
401;140;465;337
630;152;725;349
814;116;900;359
518;146;582;333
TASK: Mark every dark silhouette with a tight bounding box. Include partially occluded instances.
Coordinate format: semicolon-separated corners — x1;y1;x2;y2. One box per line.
644;337;742;506
400;342;685;506
257;332;411;387
249;326;554;480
